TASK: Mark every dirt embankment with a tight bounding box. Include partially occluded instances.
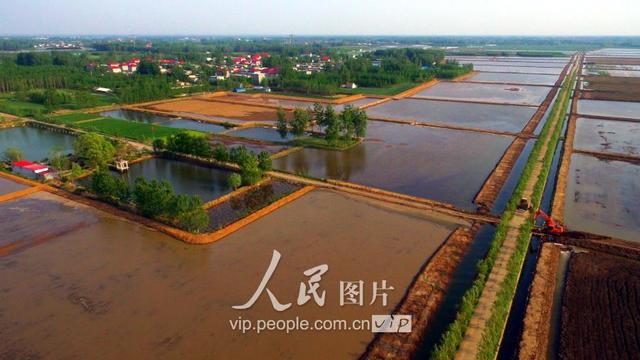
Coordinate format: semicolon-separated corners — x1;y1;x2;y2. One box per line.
519;243;564;360
551;56;583;222
361;224;479;360
581;76;640;102
474;137;527;210
559;249;640;359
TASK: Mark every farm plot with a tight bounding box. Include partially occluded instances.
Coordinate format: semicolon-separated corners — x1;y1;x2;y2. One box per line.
273;120;513;210
74;117;190;142
412;82;549;106
577;99;640;120
146;99;281;124
101;109;227;133
365;98;536;133
0;188;464;359
467;72;559;86
473;65;562;75
581;76;640;102
563;154;640;242
559;250;640;359
574;118;640;157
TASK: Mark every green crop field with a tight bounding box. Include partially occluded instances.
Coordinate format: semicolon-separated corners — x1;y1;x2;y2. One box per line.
50;112;102;125
73;117;198;142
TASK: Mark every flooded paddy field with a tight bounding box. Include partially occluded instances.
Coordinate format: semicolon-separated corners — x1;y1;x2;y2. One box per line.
0;126;75;161
225;126;298;143
210;134;288;154
456;61;565;68
0;188;466;359
101;109;227;133
365;98;536;133
563;154;640;242
581;76;640;102
413;82;549;106
473;65;562;75
558;249;640;358
146;99;280;124
577;99;640;120
447;56;569;64
273;121;513;210
0;192;98;255
114;157;236;201
206;180;302;231
0;177;26;195
467;72;559;86
574;118;640;157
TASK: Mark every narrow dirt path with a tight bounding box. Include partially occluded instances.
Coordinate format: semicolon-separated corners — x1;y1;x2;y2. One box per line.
455;55;578;359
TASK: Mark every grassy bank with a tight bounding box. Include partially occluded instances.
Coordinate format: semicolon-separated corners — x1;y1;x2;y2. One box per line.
290;136;361;151
430;63;576;359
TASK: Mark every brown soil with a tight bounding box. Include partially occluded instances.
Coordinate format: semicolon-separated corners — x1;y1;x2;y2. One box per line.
586;57;640;66
147;99;281;121
559;249;640;359
362;224;479;360
519;243;563;360
581;76;640;102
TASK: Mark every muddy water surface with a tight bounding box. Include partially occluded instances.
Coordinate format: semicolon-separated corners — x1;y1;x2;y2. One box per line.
473;65;562;75
0;177;26;195
469;72;559;86
366;98;536;133
577;99;640;120
115;157;235;201
414;82;549;106
225;126;299;143
0;189;464;359
273;121;513;209
0;127;75;162
574;118;640;157
564;154;640;242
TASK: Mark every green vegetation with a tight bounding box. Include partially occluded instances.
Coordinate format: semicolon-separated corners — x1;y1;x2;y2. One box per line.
3;147;23;162
339;82;416;96
265;48;470;95
164;132;212;157
49;112;102;125
73;133;116;169
88;170;209;233
431;66;576;360
229;173;242;189
74;117;191;143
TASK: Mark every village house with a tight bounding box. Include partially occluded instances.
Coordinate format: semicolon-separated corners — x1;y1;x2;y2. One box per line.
12;161;52;180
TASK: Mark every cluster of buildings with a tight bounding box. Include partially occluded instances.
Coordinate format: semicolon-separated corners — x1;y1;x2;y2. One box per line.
211;53;279;85
107;57;141;74
293;54;332;75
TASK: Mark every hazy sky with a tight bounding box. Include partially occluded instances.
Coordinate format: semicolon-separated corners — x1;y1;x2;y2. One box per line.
0;0;638;36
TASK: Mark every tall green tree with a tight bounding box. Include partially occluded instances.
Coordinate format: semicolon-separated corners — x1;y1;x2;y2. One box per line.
72;133;116;169
276;106;288;139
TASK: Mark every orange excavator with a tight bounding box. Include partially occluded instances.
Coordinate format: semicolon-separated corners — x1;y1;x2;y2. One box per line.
534;210;566;235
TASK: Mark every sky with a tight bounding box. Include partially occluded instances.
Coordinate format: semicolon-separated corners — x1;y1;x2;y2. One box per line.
0;0;638;36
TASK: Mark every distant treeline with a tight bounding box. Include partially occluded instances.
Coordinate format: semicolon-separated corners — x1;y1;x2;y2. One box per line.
266;48;471;95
